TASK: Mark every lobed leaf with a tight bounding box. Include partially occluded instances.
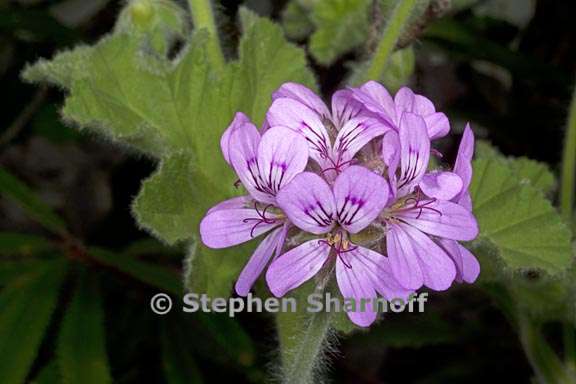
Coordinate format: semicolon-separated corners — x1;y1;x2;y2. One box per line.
470;158;572;273
309;0;371;65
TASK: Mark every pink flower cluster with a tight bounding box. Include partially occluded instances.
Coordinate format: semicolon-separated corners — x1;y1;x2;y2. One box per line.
200;81;479;327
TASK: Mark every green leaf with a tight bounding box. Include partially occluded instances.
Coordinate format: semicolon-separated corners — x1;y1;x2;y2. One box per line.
0;260;67;384
0;232;54;256
0;260;47;286
381;46;415;92
309;0;371;65
234;8;318;126
23;4;316;299
0;168;67;235
31;361;61;384
185;240;257;298
161;321;204;384
57;269;112;384
509;157;556;195
470;158;572;273
475;141;556;195
116;0;188;55
281;0;314;40
132;153;233;245
508;269;576;323
88;247;181;294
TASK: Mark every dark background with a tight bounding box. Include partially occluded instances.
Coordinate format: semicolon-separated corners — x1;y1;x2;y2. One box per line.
1;0;575;382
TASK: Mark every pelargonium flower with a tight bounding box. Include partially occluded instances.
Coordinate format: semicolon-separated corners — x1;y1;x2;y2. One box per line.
200;112;310;296
378;114;479;290
198;81;481;328
435;125;480;283
266;165;412;327
350;81;450;140
266;83;388;178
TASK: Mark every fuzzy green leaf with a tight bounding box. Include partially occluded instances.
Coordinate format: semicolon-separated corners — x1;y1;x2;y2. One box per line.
57;269;112;384
508;157;556;195
309;0;371;65
0;260;67;384
281;0;314;40
470;158;572;273
381;46;415;92
22;4;316;299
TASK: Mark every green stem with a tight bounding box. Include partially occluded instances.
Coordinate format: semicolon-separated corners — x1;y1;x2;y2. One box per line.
187;0;225;71
518;315;575;384
280;310;332;384
359;0;418;83
560;81;576;221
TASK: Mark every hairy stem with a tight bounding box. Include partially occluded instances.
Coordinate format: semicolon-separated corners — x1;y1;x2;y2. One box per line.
276;281;336;384
360;0;419;83
518;315;576;384
279;310;332;384
187;0;225;71
560;82;576;221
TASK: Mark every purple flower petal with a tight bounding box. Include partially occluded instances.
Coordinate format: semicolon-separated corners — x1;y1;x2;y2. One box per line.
394;87;417;115
419;171;463;201
424;112;450;139
458;191;473;212
344;246;413;301
398;112;430;195
453;124;474;207
437;238;480;284
395;88;449;139
200;208;282;248
331;89;366;129
266;98;331;164
235;224;288;296
387;223;456;291
333;118;388;165
220;112;252;165
350;81;396;127
395;199;478;241
207;195;252;215
228;121;274;203
257;126;309;195
407;198;477;240
272;82;331;120
336;249;378;327
276;172;336;234
381;131;400;198
266;239;331;297
334;166;388;233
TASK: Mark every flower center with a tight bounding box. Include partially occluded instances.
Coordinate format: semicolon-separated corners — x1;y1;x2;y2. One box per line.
320;229;357;268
